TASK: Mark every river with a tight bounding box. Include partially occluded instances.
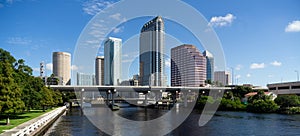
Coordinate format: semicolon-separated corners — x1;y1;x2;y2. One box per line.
45;105;300;136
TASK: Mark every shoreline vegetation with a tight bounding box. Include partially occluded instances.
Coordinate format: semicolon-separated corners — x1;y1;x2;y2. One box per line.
0;48;75;130
195;86;300;114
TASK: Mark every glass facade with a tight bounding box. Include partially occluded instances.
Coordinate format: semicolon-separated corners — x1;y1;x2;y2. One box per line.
139;16;166;86
104;37;122;85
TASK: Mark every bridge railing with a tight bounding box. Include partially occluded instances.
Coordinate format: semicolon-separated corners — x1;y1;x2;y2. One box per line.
12;106;66;136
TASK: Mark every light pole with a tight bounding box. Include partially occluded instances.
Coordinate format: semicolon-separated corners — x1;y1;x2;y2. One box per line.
230;67;234;85
295;70;299;81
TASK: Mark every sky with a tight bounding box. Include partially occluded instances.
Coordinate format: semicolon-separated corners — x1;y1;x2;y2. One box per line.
1;0;300;87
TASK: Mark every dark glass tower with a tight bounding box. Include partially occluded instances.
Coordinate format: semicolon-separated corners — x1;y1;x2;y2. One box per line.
139;16;166;86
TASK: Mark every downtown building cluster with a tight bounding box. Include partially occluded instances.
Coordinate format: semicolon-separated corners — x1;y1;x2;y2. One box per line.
44;16;230;87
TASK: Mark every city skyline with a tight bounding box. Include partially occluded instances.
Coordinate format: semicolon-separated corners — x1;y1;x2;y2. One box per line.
1;0;300;87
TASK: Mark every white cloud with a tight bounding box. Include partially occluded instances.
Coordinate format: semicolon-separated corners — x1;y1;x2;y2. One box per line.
6;37;32;45
112;26;124;34
32;67;40;72
122;52;139;63
246;74;251;78
82;0;116;15
109;13;126;22
235;75;241;79
250;63;265;69
285;20;300;32
165;58;171;68
46;63;53;71
270;61;282;67
209;13;236;27
235;64;243;71
71;65;79;70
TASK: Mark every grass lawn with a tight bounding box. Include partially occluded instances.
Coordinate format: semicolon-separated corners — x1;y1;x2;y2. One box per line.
0;108;54;134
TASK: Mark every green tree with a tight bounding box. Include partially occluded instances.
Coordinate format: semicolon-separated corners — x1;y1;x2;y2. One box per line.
196;95;215;109
40;87;55;111
275;95;300;108
232;86;253;99
247;90;279;113
247;99;278;113
0;60;25;125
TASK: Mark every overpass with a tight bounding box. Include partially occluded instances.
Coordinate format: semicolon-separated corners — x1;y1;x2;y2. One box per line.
49;85;231;93
50;85;232;108
267;81;300;95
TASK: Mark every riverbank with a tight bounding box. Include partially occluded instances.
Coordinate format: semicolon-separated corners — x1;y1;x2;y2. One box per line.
0;106;66;136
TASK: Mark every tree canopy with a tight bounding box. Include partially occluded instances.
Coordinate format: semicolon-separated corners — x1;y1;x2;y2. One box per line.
0;48;64;124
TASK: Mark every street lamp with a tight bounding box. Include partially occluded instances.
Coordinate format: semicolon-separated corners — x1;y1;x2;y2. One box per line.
295;70;299;81
230;67;234;85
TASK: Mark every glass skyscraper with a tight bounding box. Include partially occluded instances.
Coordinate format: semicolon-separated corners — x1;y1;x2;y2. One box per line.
203;50;214;82
139;16;166;86
104;37;122;85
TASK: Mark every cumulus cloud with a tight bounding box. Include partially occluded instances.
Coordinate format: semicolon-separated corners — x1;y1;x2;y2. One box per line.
285;20;300;32
250;63;265;69
112;26;124;34
209;13;236;27
109;13;126;22
246;74;251;78
270;61;282;66
82;0;116;15
46;63;53;71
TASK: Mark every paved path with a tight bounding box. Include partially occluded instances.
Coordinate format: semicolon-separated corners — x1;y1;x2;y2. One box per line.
0;107;65;136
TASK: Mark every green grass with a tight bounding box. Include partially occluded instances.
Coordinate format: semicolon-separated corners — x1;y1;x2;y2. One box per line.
0;109;54;134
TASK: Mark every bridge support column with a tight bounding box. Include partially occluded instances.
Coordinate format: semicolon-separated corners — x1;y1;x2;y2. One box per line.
112;92;115;107
144;93;148;107
80;89;84;116
183;91;188;108
172;92;177;107
106;91;109;105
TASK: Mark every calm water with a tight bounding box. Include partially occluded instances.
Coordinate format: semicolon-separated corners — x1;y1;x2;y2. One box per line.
45;106;300;136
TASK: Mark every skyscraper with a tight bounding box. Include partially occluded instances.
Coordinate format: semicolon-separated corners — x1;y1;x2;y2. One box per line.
77;72;95;85
214;71;231;86
104;37;122;85
53;52;71;85
171;44;207;87
203;50;214;82
95;56;104;85
139;16;166;86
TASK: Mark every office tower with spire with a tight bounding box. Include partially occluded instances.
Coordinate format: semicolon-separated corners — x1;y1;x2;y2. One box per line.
139;16;166;86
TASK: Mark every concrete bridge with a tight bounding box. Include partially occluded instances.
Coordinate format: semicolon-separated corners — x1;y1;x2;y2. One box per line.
50;85;231;108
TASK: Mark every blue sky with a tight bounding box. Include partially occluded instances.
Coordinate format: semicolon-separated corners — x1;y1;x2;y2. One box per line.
1;0;300;87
